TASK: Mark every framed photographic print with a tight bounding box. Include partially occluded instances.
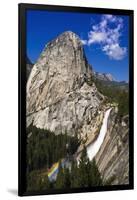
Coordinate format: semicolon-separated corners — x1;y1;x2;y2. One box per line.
18;3;134;196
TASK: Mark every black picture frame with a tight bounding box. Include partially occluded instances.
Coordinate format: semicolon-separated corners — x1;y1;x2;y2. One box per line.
18;3;134;196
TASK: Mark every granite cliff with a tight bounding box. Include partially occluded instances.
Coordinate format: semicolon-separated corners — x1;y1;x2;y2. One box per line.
26;57;33;79
27;31;104;137
95;108;129;184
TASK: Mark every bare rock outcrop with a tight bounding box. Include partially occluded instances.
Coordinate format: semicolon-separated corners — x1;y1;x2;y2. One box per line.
95;108;129;184
26;57;33;79
26;31;104;136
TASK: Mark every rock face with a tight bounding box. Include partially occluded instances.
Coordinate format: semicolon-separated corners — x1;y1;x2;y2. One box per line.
95;108;129;184
27;31;104;136
26;57;33;79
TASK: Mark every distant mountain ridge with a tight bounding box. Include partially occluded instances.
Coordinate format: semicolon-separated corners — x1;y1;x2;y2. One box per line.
93;71;128;92
93;71;116;82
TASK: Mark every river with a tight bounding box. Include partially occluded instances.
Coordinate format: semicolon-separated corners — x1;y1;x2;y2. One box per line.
87;108;112;161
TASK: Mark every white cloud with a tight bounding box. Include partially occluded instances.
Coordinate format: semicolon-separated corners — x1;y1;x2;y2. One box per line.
102;43;127;60
88;31;107;45
81;14;127;60
80;39;87;45
103;14;117;22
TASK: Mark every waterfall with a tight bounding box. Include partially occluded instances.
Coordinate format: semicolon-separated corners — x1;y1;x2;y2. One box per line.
87;108;112;161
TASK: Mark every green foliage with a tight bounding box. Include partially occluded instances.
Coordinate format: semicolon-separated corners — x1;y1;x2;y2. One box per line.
27;171;51;191
27;126;80;172
55;162;65;189
75;147;103;188
55;162;71;189
27;125;80;191
27;124;113;192
117;91;129;118
76;146;91;187
70;160;80;188
93;78;129;117
55;146;103;189
64;167;71;188
89;158;103;186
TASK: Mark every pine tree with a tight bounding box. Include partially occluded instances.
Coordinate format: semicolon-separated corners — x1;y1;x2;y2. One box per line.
55;162;65;189
70;159;80;188
41;175;51;190
90;158;103;186
64;167;71;188
78;145;91;187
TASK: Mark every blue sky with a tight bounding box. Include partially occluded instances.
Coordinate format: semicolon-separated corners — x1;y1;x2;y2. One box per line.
27;10;129;81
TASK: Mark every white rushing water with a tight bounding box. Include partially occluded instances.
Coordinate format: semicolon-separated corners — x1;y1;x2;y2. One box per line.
87;108;112;161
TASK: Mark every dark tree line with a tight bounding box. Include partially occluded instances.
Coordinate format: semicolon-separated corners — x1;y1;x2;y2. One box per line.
27;125;80;172
55;146;103;189
27;144;103;191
